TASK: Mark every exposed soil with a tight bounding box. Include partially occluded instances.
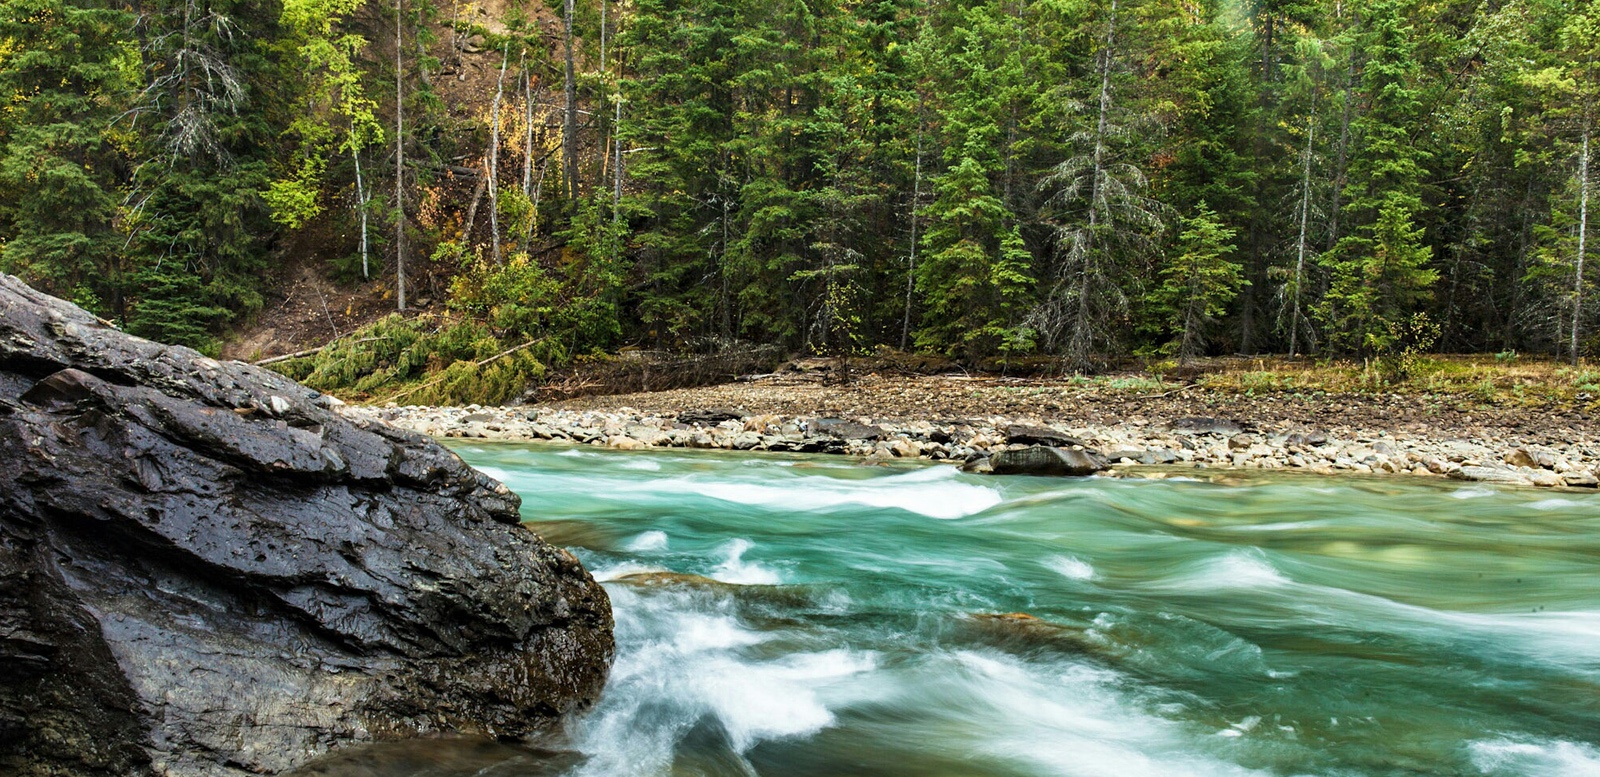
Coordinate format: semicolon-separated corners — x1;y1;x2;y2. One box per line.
219;262;408;362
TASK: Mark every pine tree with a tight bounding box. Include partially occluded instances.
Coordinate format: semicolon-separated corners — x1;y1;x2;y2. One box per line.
916;156;1034;358
1316;0;1435;355
1150;203;1246;363
0;0;135;314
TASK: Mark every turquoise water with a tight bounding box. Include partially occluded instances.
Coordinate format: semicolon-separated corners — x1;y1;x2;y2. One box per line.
370;444;1600;776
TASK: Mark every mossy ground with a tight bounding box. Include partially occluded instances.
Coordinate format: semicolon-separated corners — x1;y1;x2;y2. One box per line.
270;314;554;406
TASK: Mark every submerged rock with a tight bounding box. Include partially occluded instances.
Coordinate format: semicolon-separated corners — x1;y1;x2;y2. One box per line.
0;275;613;777
989;445;1108;477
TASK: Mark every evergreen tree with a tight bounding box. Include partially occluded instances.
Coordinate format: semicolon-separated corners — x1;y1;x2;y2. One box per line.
1150;202;1246;362
1316;0;1435;355
0;0;135;314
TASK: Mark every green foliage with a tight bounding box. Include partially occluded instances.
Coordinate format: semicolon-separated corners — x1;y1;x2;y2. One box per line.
1148;203;1246;361
10;0;1600;390
0;0;135;311
916;156;1034;358
1320;201;1437;355
276;313;554;405
124;263;230;354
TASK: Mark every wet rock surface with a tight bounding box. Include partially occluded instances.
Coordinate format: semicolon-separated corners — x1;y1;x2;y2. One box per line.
989;446;1108;477
0;275;613;777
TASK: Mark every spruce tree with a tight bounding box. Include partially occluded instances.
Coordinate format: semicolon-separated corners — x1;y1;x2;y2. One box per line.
1150;203;1246;363
1316;0;1435;355
0;0;134;314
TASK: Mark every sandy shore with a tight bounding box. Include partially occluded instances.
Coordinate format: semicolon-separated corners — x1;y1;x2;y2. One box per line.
347;374;1600;488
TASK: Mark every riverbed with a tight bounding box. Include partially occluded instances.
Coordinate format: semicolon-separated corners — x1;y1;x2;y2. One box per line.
319;444;1600;776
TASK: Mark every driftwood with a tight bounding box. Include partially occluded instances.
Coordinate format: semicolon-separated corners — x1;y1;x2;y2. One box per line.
253;337;386;366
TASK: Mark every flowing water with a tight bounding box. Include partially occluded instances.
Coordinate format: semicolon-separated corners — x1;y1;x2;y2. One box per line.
313;444;1600;777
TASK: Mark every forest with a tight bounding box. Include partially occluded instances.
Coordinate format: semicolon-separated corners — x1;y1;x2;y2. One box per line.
4;0;1600;396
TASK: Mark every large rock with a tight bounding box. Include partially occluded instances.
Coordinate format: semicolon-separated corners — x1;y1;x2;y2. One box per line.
989;445;1108;477
1002;424;1087;448
0;276;613;777
809;417;885;441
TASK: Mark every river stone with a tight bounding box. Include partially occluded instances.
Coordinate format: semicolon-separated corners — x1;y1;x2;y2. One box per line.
1563;469;1599;487
811;417;885;441
0;274;614;777
1002;424;1087;448
989;445;1108;477
1450;465;1537;486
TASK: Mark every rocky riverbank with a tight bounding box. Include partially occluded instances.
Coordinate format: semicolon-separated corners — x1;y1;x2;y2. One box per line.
354;403;1600;488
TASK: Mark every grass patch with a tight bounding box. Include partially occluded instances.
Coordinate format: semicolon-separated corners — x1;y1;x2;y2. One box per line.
1185;355;1600;407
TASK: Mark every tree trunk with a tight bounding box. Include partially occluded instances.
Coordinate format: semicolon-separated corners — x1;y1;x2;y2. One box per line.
489;44;509;264
613;94;624;223
463;164;487;246
523;54;533;198
902;108;923;352
394;0;407;311
1574;130;1590;366
1505;175;1537;351
353;139;370;280
1326;56;1355;254
562;0;578;201
1071;0;1117;368
1290;119;1314;356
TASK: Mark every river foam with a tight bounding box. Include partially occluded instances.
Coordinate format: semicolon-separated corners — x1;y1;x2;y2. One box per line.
605;463;999;520
1469;738;1600;776
566;584;874;776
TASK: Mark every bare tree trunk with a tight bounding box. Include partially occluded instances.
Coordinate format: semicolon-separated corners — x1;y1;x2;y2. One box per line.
902;111;923;351
613;94;624;222
599;0;607;74
1574;130;1590;366
720;196;732;339
562;0;578;201
522;54;533;197
1326;57;1354;254
394;0;407;311
353;139;370;279
1182;264;1202;364
463;164;487;245
1506;176;1537;351
1290;119;1314;356
1071;0;1117;368
527;158;548;244
489;44;509;265
449;0;460;69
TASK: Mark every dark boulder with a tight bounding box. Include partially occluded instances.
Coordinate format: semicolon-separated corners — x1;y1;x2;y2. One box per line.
809;417;885;441
1002;423;1088;448
0;275;613;777
989;446;1108;477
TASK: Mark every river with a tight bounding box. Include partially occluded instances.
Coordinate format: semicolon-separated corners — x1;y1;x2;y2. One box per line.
316;443;1600;776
